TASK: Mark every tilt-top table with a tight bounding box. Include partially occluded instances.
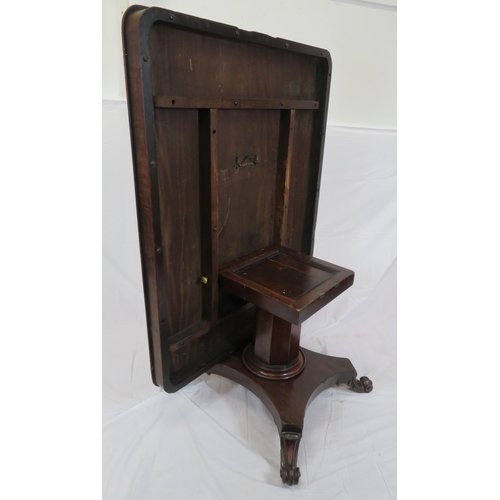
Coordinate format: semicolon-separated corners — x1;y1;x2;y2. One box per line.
122;5;372;485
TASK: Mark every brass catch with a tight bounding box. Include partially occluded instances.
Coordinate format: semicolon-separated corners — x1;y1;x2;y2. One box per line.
234;153;259;169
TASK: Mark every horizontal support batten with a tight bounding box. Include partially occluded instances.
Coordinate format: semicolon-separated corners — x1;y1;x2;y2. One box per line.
154;96;319;110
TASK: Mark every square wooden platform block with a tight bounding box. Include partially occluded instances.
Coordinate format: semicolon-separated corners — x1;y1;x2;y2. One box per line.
219;245;354;378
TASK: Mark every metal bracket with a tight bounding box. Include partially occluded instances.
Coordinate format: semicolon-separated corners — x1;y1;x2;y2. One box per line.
234;153;259;169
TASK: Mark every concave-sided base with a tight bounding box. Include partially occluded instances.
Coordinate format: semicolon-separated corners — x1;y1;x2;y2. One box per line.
209;345;372;486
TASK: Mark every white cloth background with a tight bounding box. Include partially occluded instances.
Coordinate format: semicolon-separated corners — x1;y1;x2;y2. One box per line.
103;100;396;499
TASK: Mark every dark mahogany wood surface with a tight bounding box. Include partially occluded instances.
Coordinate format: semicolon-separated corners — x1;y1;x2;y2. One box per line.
217;110;280;265
210;346;361;485
149;21;319;101
237;254;333;300
123;5;332;391
253;309;301;367
219;246;354;325
211;346;357;436
123;6;373;488
154;96;319;110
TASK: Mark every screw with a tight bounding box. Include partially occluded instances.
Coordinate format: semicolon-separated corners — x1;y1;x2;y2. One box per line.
235;30;240;36
143;54;149;62
150;160;156;167
234;101;238;106
285;42;289;48
169;14;174;20
156;247;161;254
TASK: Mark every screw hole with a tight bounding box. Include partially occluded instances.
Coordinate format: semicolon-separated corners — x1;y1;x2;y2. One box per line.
171;99;176;105
212;130;216;134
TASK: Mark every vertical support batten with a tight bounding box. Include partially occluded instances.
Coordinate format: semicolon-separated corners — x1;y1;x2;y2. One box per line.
274;109;296;246
199;109;219;323
209;109;219;321
281;110;295;245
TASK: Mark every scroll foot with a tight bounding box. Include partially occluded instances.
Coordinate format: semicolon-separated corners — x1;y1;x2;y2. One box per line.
211;346;363;485
348;376;373;393
280;431;301;485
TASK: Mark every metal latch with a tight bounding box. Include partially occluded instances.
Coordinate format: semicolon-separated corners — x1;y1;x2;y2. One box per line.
234;153;259;169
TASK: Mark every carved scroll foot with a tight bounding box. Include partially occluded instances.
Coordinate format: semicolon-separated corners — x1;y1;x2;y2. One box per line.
348;376;373;393
280;431;301;486
211;346;365;485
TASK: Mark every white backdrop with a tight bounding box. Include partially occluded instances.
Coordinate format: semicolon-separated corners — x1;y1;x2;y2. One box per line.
102;99;396;498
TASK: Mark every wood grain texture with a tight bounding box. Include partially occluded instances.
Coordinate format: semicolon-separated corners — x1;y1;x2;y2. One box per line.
217;110;280;265
155;108;203;335
149;23;318;100
235;255;333;301
169;304;257;378
274;110;295;244
154;96;319;109
210;347;360;485
253;309;301;366
122;6;164;387
283;110;314;251
123;5;333;392
219;246;354;325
